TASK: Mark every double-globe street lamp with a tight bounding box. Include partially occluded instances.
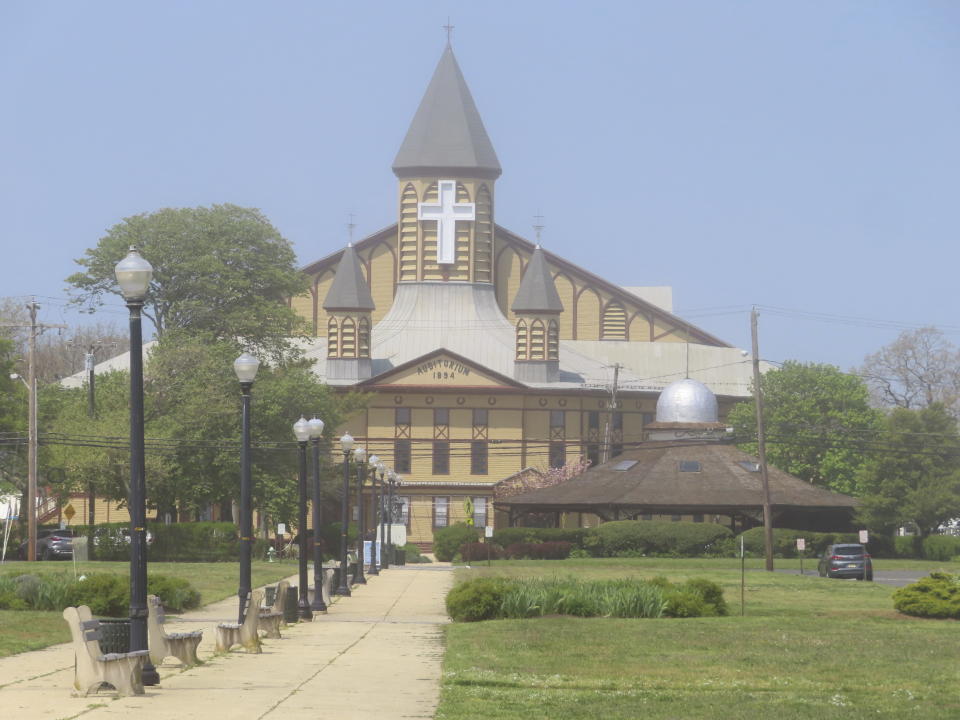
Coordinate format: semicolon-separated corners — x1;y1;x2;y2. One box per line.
378;462;391;570
335;432;354;596
293;417;314;620
353;446;367;585
386;471;403;566
114;247;159;686
366;455;380;576
308;415;327;613
233;351;260;624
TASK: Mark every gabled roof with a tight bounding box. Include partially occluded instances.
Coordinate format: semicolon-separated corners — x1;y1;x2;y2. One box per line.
392;46;501;180
356;347;525;389
322;244;375;311
511;245;563;314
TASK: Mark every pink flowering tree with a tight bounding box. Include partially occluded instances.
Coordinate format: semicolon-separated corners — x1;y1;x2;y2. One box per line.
494;456;591;500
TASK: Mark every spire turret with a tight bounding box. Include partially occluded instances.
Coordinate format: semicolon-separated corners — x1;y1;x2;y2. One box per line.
512;246;562;382
392;46;501;180
512;246;563;314
324;244;374;381
323;244;375;312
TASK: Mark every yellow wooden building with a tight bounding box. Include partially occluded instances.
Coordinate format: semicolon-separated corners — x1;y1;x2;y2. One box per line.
291;45;760;548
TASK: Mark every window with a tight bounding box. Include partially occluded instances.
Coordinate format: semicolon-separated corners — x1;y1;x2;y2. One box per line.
472;497;487;527
640;513;652;521
433;441;450;474
588;411;599;430
641;412;655;426
549;441;566;469
394;439;411;473
693;514;704;523
547;320;559;360
550;410;565;431
671;514;681;522
586;443;600;467
327;317;339;358
530;319;545;359
395;407;411;425
679;460;702;472
358;317;370;357
341;317;356;358
472;408;488;427
471;440;488;475
516;320;528;360
601;301;627;340
434;407;449;426
612;411;623;431
433;496;449;528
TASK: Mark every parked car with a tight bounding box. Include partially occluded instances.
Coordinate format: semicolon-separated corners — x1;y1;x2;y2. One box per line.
93;527;154;547
818;543;873;580
17;528;75;560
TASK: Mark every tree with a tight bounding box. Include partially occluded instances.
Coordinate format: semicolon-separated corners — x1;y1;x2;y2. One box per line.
67;204;309;359
495;456;592;500
727;361;883;495
856;404;960;539
0;334;26;494
859;327;960;417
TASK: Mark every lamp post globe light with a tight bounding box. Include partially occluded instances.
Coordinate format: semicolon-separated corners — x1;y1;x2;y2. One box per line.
352;446;367;584
114;247;159;686
234;351;260;624
293;417;313;620
308;415;327;613
366;455;380;575
335;432;354;596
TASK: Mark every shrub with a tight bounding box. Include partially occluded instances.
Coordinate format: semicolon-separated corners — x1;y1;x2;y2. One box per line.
587;521;732;557
460;542;501;562
13;574;42;606
893;572;960;619
148;575;201;612
433;523;481;562
502;541;572;560
922;535;960;562
63;574;129;617
681;578;728;616
445;577;509;621
401;543;431;563
492;527;588;549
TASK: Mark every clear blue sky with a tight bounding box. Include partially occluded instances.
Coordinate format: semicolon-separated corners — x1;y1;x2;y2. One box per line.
2;1;958;371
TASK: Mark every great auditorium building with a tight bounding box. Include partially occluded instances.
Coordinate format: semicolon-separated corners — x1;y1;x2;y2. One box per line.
293;44;772;547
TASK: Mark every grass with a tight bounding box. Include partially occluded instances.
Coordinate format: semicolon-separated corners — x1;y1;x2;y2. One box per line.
437;558;960;719
0;559;299;658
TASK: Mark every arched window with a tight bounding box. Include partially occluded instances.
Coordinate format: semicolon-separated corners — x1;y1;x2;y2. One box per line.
327;317;339;358
516;320;528;360
547;319;559;360
358;317;370;358
341;317;356;358
601;302;627;340
530;319;546;360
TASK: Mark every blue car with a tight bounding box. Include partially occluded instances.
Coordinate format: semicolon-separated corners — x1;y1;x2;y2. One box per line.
818;543;873;581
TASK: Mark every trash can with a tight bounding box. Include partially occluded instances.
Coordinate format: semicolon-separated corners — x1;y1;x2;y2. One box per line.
265;585;277;608
97;618;131;654
283;585;299;623
395;549;406;566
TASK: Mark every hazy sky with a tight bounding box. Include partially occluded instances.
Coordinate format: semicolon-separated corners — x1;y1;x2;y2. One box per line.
2;1;958;372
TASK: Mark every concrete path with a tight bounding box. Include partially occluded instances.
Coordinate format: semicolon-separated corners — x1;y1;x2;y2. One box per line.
0;564;453;720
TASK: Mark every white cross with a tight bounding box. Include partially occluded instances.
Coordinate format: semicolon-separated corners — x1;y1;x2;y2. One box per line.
418;180;475;265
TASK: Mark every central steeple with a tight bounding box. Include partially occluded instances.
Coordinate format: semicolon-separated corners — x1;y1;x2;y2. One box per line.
393;46;500;285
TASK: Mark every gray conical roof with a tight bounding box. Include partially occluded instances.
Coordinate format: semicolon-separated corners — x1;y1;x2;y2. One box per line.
511;246;563;314
323;244;375;311
392;46;501;179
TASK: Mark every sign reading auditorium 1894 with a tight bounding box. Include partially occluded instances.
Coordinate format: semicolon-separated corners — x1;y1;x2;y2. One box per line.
416;358;471;382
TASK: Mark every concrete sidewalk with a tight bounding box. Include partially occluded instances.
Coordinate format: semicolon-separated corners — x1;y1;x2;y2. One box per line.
0;564;453;720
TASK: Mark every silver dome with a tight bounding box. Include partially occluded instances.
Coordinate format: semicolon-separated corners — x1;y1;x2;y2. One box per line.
656;378;719;424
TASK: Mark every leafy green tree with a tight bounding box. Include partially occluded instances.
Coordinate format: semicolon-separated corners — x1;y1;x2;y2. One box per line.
0;335;26;494
856;404;960;539
67;204;309;359
728;361;883;494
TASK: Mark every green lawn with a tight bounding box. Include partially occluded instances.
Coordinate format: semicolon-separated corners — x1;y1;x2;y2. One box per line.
438;558;960;720
0;559;298;659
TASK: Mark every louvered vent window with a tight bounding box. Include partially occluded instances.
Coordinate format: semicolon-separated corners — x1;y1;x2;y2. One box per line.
358;317;370;358
601;302;628;340
547;319;559;360
679;460;702;473
516;320;528;360
399;183;419;281
475;185;493;283
327;317;339;358
529;319;546;360
340;317;356;358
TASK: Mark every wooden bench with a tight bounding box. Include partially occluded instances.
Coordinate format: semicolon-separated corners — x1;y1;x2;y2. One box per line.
62;605;149;697
216;588;263;653
147;594;203;667
259;580;288;638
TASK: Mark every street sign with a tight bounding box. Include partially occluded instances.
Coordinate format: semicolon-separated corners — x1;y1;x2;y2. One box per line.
484;526;493;538
859;529;869;544
796;538;805;551
64;504;76;522
277;523;287;536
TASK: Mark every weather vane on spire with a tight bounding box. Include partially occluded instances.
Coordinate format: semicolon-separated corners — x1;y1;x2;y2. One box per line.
443;17;454;47
533;213;545;246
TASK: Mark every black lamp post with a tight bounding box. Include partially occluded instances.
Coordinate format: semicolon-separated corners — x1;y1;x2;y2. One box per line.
293;417;313;620
353;446;367;584
378;462;390;569
234;351;260;624
114;247;159;686
387;471;398;566
308;415;327;613
335;432;353;596
366;454;380;576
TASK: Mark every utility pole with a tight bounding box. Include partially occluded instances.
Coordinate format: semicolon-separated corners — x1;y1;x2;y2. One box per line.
2;300;66;561
751;307;774;572
600;363;622;464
